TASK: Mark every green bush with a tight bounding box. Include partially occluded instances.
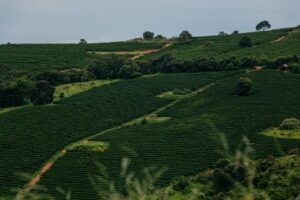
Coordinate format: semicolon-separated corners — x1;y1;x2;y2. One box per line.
30;80;55;105
289;63;300;74
172;176;190;192
239;37;252;48
235;77;253;96
280;118;300;130
213;169;234;192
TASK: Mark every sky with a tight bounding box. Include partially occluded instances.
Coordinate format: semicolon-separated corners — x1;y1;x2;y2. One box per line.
0;0;299;43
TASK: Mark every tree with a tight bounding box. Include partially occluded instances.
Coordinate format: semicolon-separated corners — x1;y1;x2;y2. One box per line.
280;118;300;130
256;21;271;31
30;80;55;105
213;169;234;193
219;31;228;36
240;57;258;68
118;64;141;79
235;77;253;96
79;38;87;44
88;55;128;79
290;63;300;74
179;31;192;41
232;30;239;35
239;36;252;47
155;35;165;40
143;31;154;40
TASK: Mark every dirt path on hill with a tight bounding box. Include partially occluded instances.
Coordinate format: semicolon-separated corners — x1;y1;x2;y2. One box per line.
272;36;286;43
15;73;240;199
88;43;172;60
131;43;173;60
271;29;300;43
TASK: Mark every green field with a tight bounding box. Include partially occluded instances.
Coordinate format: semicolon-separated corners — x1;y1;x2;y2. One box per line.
36;70;300;199
1;27;298;75
0;41;165;71
141;28;296;61
0;72;234;199
1;26;300;200
220;29;300;60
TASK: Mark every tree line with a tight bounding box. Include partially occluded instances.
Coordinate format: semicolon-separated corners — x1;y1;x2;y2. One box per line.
0;77;54;108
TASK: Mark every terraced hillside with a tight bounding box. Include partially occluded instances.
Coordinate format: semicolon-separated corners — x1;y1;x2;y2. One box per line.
0;41;165;71
0;72;234;199
1;27;299;74
35;70;300;199
1;26;300;200
220;29;300;60
141;27;298;61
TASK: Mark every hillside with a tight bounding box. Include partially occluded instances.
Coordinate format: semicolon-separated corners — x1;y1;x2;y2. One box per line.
0;71;236;199
0;27;300;200
140;27;299;61
31;70;300;199
0;41;165;72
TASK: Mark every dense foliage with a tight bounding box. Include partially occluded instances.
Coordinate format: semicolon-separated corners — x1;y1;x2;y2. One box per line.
30;81;55;105
163;150;300;200
0;78;55;107
179;30;193;41
256;20;272;31
235;77;253;96
88;55;141;79
143;31;155;40
239;36;252;47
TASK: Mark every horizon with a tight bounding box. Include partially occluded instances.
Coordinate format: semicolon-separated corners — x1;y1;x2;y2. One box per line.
0;0;299;44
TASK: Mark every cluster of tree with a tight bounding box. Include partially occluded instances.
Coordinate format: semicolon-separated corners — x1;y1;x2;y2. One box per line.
34;68;89;86
263;54;300;69
143;31;166;40
219;30;239;36
142;30;193;41
87;53;300;80
170;149;300;200
0;79;55;108
84;54;242;81
139;54;258;74
88;55;142;80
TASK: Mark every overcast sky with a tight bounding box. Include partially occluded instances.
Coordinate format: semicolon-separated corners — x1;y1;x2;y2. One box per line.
0;0;299;43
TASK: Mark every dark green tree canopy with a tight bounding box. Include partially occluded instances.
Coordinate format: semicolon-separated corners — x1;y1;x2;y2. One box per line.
155;35;165;40
239;36;252;47
235;77;253;96
30;80;55;105
256;21;271;31
219;31;228;36
143;31;155;40
179;30;192;41
79;38;87;44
